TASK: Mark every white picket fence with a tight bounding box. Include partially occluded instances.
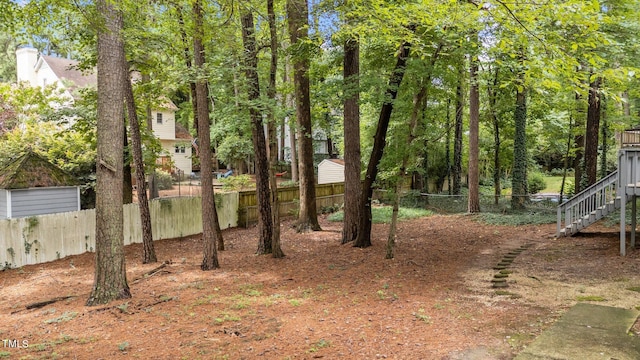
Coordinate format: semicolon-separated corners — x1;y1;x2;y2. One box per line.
0;193;239;269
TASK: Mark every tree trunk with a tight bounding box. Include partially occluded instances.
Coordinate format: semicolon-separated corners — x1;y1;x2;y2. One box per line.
387;86;425;258
144;91;159;200
124;67;156;264
174;3;198;133
194;0;221;270
283;57;299;182
266;0;284;258
241;11;274;255
446;98;451;195
355;40;411;248
584;75;601;186
386;179;401;259
488;67;501;205
287;0;321;232
600;93;608;179
87;0;131;306
573;83;585;194
123;127;133;204
560;117;573;200
468;59;480;213
511;87;528;210
452;64;464;196
341;36;361;244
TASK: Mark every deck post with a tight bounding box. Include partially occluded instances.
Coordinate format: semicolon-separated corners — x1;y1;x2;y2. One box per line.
633;196;637;249
621;193;626;256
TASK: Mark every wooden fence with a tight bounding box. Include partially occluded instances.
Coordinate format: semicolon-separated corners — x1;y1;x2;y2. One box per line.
0;193;238;269
238;182;345;227
1;183;346;268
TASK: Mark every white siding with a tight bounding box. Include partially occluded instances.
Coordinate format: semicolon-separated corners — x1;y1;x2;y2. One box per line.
160;140;192;175
318;160;344;184
10;187;80;218
0;190;7;219
173;145;193;175
151;109;176;140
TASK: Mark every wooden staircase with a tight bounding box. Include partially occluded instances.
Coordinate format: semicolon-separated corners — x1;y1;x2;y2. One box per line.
557;148;640;255
556;170;621;237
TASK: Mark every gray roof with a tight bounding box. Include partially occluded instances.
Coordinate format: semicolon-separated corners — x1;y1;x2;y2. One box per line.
41;55;96;92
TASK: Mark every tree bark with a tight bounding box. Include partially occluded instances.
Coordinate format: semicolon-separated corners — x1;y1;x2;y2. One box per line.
468;59;480;213
584;75;601;186
174;2;198;133
283;57;298;182
241;11;274;255
124;67;156;264
573;82;585;194
87;0;131;306
387;86;425;259
488;67;501;205
355;40;411;248
123;127;133;204
446;98;452;195
452;63;464;196
341;36;361;244
511;87;528;209
266;0;284;258
286;0;321;232
600;93;608;179
143;84;159;200
194;0;221;270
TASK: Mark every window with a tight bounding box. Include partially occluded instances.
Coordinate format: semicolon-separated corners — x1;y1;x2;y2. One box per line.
175;145;180;153
156;112;163;124
180;146;186;153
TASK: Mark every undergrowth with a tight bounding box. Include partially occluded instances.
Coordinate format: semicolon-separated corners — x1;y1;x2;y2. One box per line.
327;206;433;223
475;209;556;226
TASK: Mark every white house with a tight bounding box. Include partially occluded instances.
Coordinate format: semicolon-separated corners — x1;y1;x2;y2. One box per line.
317;158;345;184
151;102;193;175
15;47;192;175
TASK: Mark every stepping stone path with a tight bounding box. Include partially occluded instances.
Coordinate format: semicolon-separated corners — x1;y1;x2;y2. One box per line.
491;243;533;289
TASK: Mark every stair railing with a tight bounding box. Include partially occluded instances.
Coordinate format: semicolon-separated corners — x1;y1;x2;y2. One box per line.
556;170;618;236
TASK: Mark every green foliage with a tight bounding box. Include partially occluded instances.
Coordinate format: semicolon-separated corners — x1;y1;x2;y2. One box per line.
155;170;174;190
328;206;433;223
215;134;253;168
527;171;547;194
475;210;556;226
220;174;253;191
564;179;575;197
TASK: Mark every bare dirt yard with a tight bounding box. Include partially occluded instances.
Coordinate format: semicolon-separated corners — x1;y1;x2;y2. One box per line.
2;213;640;360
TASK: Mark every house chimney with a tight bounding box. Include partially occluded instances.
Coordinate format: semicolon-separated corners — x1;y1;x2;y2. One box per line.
15;47;38;86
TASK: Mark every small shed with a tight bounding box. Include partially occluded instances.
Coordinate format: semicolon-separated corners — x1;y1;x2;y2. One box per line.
0;152;80;219
318;158;345;184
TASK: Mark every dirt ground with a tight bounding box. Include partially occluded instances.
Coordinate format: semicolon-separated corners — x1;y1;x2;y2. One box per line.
2;213;640;360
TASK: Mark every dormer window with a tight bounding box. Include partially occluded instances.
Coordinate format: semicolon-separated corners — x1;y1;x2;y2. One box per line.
156;112;163;124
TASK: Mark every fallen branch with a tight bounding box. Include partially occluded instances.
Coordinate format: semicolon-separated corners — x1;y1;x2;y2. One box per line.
11;296;76;314
132;261;171;283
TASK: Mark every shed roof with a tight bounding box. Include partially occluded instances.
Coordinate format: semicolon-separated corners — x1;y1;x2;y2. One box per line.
320;158;344;166
0;151;79;189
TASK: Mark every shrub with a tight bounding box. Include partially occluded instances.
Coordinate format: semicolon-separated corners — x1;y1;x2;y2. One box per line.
221;174;253;191
527;172;546;194
156;170;174;190
564;179;575;197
